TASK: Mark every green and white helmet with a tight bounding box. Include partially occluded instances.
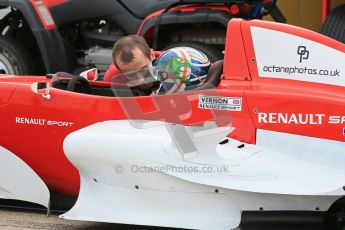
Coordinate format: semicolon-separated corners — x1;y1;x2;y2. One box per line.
150;47;211;94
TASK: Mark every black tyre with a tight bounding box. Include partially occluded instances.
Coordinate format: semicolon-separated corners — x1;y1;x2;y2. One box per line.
0;36;33;74
321;4;345;43
323;197;345;230
163;42;223;63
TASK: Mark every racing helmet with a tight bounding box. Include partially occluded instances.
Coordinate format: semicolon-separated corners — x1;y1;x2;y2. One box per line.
149;47;210;94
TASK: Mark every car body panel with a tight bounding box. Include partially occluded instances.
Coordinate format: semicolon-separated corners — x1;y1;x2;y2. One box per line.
61;120;344;229
0;146;49;207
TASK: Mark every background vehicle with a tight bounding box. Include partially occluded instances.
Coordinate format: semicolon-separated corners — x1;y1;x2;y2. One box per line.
0;0;285;77
321;0;345;44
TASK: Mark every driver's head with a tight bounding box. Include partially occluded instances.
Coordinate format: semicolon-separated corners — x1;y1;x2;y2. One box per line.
113;35;155;73
150;47;210;94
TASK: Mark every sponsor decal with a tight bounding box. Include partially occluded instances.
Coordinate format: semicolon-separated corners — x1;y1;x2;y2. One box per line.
198;95;242;111
297;46;309;63
258;113;345;125
262;65;340;77
251;26;345;87
328;116;345;124
15;117;74;127
343;128;345;136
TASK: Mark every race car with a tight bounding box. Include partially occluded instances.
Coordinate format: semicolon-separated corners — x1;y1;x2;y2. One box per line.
1;18;345;229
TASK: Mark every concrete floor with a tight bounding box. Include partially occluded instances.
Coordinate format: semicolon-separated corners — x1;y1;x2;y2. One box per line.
0;209;111;230
0;207;330;230
0;208;170;230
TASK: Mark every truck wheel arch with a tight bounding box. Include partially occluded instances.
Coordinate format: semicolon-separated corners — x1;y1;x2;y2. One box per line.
0;1;71;73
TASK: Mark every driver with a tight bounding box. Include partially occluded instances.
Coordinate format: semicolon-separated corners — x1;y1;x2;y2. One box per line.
104;35;156;84
110;42;211;96
113;35;155;73
149;46;211;95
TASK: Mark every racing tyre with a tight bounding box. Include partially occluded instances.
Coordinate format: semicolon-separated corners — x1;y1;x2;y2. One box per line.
164;42;223;63
321;4;345;44
0;36;33;74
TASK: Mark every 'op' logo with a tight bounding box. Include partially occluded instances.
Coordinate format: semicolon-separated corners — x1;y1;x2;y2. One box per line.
297;46;309;63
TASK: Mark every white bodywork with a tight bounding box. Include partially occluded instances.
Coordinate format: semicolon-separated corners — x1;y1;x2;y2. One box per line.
251;26;345;86
62;120;345;230
0;146;49;208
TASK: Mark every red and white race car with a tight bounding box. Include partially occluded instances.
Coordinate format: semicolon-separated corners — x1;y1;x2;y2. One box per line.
1;18;345;229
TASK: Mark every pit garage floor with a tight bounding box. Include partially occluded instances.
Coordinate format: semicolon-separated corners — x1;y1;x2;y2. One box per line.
0;197;327;230
0;208;103;230
0;208;168;230
0;207;326;230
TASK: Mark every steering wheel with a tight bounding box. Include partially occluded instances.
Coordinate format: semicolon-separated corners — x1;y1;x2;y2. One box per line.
66;75;93;94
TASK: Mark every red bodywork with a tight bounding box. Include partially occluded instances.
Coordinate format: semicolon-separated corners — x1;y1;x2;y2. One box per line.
322;0;331;22
28;0;60;30
40;0;67;8
1;19;345;196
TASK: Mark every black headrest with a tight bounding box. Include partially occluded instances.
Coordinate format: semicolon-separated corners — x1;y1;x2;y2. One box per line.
196;60;223;90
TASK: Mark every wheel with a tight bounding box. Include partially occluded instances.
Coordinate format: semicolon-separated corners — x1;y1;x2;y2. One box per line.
0;36;33;74
323;197;345;230
321;4;345;44
163;42;223;63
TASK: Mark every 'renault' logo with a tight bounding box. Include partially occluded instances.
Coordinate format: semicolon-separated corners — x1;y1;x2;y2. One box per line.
297;46;309;63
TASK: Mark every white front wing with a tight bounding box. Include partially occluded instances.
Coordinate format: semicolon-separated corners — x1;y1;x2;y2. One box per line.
0;146;49;208
61;120;345;229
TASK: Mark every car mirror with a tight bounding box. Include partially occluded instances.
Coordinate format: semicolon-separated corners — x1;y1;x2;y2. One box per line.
80;68;98;81
31;82;51;99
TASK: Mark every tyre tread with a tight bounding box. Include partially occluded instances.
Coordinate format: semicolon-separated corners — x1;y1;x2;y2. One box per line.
0;36;34;74
321;4;345;44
